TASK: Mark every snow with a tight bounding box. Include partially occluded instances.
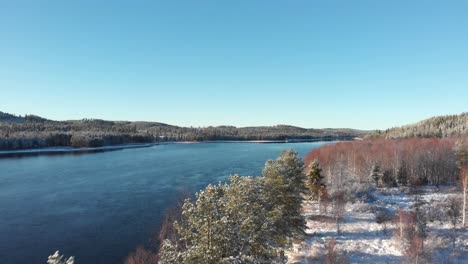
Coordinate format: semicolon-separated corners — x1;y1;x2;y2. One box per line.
287;187;468;263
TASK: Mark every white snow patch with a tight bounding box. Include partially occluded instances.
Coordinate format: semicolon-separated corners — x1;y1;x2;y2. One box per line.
287;187;468;263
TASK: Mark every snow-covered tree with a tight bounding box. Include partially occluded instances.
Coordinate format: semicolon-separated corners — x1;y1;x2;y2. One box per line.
164;175;288;263
158;240;180;264
262;149;306;241
369;164;383;187
306;160;326;202
175;183;230;263
157;150;308;263
223;176;279;260
47;251;74;264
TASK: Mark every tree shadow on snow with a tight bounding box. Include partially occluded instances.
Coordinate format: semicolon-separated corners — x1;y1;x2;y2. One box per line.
347;251;402;264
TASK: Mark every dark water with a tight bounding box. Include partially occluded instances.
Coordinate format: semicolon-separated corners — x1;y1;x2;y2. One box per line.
0;142;329;264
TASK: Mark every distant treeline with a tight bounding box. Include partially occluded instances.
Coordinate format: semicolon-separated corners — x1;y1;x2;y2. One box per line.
368;112;468;139
0;111;365;150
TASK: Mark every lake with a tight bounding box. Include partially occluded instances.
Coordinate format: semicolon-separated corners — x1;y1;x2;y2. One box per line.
0;142;330;264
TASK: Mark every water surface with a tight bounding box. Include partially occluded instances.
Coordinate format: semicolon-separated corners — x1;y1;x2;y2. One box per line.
0;142;329;263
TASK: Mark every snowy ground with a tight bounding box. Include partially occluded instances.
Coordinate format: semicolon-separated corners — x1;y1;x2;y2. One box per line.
287;186;468;264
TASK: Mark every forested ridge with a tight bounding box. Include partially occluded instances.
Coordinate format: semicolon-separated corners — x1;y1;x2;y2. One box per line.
0;111;366;150
368;112;468;139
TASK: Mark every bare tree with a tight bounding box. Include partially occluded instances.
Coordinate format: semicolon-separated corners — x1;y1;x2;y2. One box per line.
332;191;346;234
461;166;468;227
322;238;348;264
124;246;158;264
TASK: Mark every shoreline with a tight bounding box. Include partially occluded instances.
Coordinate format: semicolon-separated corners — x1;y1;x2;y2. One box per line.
0;143;159;158
0;137;352;158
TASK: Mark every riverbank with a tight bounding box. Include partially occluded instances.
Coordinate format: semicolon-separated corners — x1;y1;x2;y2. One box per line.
0;137;353;158
0;143;159;158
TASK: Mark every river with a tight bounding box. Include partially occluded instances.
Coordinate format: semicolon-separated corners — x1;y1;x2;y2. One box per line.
0;142;330;263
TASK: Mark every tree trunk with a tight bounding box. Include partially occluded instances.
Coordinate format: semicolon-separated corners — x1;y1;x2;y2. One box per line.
336;216;340;234
463;180;466;227
318;195;321;212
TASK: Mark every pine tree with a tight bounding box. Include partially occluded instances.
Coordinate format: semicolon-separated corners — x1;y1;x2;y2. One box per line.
413;195;428;261
47;251;74;264
369;164;383;187
158;150;308;264
161;176;286;264
223;176;282;262
175;183;230;264
262;149;307;242
306;160;325;201
158;240;181;264
396;161;408;186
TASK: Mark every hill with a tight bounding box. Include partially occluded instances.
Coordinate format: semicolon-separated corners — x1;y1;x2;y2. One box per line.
0;111;367;150
368;112;468;139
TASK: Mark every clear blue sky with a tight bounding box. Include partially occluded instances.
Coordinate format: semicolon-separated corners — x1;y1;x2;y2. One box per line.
1;1;467;130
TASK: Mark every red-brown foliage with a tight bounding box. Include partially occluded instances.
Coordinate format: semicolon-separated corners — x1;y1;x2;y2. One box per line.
323;238;338;264
305;138;458;189
394;209;426;263
323;238;348;264
124;246;158;264
395;209;416;241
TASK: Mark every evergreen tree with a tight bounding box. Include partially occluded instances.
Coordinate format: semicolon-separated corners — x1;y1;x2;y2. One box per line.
158;150;308;264
414;196;428;250
396;161;408;186
306;160;326;201
161;176;287;264
175;183;230;264
47;251;74;264
223;176;283;262
369;164;383;187
262;149;306;243
158;240;181;264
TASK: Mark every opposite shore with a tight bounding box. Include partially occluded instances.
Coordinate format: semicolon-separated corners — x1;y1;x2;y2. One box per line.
0;136;358;158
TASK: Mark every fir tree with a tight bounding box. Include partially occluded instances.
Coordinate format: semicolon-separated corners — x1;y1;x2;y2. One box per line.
262;149;307;243
369;164;383;187
306;160;326;208
47;251;74;264
396;161;408;186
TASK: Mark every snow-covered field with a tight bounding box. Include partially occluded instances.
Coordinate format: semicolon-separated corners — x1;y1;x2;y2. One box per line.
287;187;468;263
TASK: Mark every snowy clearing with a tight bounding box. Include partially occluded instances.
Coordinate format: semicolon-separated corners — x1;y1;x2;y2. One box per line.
287;187;468;264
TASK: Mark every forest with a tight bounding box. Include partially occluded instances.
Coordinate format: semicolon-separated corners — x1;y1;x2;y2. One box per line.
305;138;460;191
368;112;468;139
0;111;364;150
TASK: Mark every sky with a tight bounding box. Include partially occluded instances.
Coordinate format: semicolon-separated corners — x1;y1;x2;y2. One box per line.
0;1;467;130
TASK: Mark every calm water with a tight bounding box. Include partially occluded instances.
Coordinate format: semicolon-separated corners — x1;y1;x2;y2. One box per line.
0;142;329;264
